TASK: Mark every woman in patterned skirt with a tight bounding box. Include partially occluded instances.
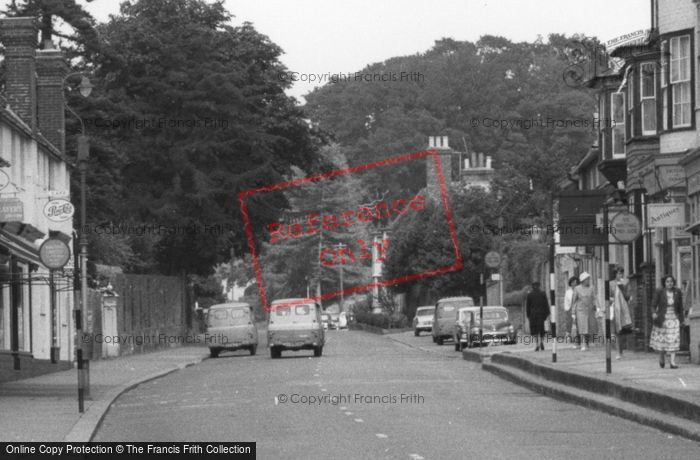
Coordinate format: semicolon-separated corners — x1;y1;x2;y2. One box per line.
649;275;685;369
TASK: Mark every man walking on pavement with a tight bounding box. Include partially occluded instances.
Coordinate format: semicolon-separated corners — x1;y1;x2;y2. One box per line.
526;281;550;351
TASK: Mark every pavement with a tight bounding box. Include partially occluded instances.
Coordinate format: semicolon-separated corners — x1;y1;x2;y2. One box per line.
460;338;700;442
0;346;209;442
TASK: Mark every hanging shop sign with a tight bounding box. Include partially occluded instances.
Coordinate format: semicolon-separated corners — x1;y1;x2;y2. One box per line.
648;203;685;228
610;211;642;243
0;170;10;191
39;238;71;270
0;198;24;222
605;29;651;53
43;199;75;222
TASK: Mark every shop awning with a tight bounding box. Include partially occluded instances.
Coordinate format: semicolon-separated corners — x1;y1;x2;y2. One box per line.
0;223;44;266
684;220;700;235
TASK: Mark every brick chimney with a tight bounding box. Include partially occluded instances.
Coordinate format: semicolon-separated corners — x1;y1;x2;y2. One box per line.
426;136;453;195
0;18;38;129
36;46;68;154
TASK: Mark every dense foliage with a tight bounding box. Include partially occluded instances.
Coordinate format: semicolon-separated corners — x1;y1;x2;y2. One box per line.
304;35;598;299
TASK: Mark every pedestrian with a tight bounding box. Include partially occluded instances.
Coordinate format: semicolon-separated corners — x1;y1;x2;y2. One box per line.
563;275;578;345
650;275;684;369
526;281;550;351
608;266;633;359
571;272;600;351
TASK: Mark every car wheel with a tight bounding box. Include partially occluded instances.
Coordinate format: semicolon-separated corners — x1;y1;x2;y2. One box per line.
432;335;437;343
249;345;257;356
437;337;444;346
454;340;460;351
414;329;420;336
270;347;280;359
313;346;323;357
209;348;220;358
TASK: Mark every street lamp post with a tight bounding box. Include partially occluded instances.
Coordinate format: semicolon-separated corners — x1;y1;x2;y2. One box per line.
64;72;92;412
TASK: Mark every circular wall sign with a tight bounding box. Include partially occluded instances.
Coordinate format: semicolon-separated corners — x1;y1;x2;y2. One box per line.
610;211;642;243
43;199;75;222
485;251;502;268
39;238;71;270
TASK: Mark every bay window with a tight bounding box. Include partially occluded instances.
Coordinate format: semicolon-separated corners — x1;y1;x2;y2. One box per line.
611;92;625;157
640;62;656;134
670;35;691;127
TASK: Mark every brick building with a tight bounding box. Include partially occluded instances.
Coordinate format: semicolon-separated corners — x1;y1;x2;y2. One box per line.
0;17;76;376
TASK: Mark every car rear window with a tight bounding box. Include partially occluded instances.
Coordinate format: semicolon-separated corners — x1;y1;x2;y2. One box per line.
437;303;461;317
475;310;508;321
274;304;314;319
207;307;250;327
416;308;434;316
438;300;474;312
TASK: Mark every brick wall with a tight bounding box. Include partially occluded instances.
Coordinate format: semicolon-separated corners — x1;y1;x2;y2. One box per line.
36;49;67;154
630;264;655;351
658;0;695;32
426;150;452;196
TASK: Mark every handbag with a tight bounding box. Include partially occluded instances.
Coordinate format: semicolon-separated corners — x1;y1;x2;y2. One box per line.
618;324;633;335
614;285;633;333
652;315;664;328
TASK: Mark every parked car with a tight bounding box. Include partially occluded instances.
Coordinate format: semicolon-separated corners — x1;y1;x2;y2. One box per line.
454;306;516;350
413;306;435;336
328;312;340;329
432;296;474;345
205;302;258;358
321;313;331;330
338;312;348;329
268;298;325;358
325;304;340;329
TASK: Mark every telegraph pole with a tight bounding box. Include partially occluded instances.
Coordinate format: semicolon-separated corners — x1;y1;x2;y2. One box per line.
334;242;346;312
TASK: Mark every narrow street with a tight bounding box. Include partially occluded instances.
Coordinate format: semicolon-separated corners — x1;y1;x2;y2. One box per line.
93;330;700;459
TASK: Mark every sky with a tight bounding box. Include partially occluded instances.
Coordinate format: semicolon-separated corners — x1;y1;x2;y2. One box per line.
84;0;650;102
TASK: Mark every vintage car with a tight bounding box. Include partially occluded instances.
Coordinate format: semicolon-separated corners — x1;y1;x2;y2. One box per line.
454;306;516;350
432;296;475;345
321;313;331;330
268;298;325;358
413;305;435;336
205;302;258;357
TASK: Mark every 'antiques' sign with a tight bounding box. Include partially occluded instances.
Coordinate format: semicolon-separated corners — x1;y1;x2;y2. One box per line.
0;198;24;222
648;203;685;228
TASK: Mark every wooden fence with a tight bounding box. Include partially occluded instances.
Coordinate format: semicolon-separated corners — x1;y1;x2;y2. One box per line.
85;274;192;359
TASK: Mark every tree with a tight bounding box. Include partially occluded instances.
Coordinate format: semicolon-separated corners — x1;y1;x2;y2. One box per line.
256;144;372;303
3;0;99;56
384;187;496;299
73;0;322;275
